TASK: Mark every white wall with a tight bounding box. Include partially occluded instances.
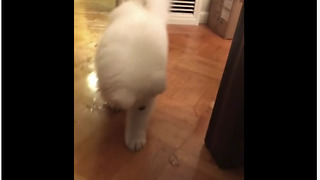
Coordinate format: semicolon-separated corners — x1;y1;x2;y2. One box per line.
199;0;211;24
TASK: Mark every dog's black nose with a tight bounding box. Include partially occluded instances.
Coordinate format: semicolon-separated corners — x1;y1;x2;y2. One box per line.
139;106;146;110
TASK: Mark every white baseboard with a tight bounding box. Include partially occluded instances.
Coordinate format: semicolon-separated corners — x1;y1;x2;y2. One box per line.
199;12;209;24
167;13;199;25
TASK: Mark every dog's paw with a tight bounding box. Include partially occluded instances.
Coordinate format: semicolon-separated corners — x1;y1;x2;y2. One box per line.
125;135;146;151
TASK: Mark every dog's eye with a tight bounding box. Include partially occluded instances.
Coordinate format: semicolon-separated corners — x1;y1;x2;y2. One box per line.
139;106;146;111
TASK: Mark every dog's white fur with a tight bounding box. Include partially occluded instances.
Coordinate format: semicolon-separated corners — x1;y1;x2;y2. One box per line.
95;0;169;151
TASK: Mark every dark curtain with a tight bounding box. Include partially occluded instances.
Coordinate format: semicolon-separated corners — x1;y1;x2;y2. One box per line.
205;6;244;169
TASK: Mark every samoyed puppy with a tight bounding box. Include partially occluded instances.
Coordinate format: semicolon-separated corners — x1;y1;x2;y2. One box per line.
95;0;169;151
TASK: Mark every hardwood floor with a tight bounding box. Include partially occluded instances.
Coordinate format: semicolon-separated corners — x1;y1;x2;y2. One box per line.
74;1;243;179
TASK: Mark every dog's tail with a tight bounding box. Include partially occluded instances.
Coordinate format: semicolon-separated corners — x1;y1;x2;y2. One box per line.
146;0;170;22
129;0;170;22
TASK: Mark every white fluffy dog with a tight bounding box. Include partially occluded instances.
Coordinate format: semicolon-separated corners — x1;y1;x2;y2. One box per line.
95;0;169;151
